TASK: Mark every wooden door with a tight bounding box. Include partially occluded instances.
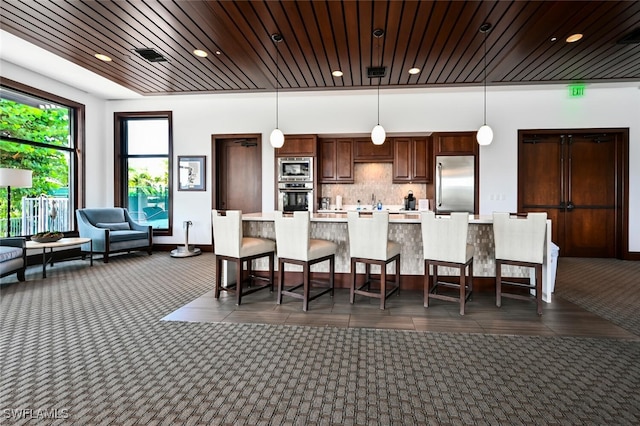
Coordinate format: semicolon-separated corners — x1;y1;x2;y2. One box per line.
213;136;262;213
519;131;622;257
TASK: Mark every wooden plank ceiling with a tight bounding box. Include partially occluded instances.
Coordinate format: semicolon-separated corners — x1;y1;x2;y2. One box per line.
1;0;639;95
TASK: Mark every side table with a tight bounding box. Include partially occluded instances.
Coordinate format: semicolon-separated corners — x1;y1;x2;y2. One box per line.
26;237;93;278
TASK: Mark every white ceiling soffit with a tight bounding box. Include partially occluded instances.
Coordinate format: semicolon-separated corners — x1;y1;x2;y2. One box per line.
0;30;141;100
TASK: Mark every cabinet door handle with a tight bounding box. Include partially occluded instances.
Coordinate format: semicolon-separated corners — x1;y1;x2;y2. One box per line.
437;162;443;207
566;201;575;211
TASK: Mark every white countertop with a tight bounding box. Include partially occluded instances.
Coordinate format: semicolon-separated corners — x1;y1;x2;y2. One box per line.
242;211;494;224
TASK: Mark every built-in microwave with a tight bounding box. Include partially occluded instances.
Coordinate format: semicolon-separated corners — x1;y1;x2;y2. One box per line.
277;157;313;182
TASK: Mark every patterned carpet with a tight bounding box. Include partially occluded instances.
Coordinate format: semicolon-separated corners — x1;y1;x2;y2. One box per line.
1;253;638;425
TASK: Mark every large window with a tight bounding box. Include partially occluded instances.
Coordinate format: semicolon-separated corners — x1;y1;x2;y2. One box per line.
114;112;172;236
0;81;83;237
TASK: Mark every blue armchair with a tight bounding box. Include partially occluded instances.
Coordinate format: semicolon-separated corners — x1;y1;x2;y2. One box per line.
76;208;152;263
1;237;27;282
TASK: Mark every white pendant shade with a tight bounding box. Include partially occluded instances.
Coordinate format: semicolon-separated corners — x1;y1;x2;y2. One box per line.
371;124;386;145
270;128;285;148
476;124;493;146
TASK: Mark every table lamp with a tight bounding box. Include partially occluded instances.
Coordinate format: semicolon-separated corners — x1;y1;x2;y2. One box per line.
0;168;33;237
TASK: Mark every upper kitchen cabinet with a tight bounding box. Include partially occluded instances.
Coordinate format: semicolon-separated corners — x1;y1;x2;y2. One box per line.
319;138;354;183
276;135;317;157
432;132;479;156
353;138;393;162
392;137;432;183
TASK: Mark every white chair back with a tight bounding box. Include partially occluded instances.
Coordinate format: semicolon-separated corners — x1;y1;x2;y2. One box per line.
211;210;243;258
274;211;310;261
421;211;470;264
493;212;547;264
347;211;390;261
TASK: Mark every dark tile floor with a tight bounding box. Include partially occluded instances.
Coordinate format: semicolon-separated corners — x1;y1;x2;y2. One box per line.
162;287;639;340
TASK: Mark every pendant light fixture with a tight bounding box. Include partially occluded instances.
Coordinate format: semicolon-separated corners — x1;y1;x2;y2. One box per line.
371;28;386;145
477;23;493;146
269;33;285;148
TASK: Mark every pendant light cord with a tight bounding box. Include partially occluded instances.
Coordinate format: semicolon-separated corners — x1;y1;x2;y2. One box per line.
377;36;381;125
275;43;279;128
483;28;487;125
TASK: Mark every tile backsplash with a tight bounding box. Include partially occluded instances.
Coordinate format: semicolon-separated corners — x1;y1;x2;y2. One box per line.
319;163;429;209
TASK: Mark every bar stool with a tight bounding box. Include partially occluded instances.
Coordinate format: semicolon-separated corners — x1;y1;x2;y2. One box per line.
273;211;337;311
211;210;275;305
421;211;474;315
347;211;400;310
493;212;547;315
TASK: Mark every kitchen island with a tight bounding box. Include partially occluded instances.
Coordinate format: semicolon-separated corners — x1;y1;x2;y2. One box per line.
234;211;555;303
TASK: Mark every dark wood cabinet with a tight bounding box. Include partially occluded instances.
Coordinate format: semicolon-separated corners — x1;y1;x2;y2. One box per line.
275;134;317;157
353;138;393;162
432;132;478;156
319;138;354;183
392;137;431;183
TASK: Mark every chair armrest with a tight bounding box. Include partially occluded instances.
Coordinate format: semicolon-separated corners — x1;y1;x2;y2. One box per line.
124;209;153;234
1;237;26;249
76;211;109;241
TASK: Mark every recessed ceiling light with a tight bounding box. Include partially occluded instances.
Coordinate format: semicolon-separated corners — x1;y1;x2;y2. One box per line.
408;67;420;75
566;33;583;43
332;70;343;77
215;51;221;55
193;49;208;58
94;53;112;62
550;37;557;42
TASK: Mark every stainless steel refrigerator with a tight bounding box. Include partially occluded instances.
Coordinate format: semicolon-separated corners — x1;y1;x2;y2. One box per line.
435;155;475;213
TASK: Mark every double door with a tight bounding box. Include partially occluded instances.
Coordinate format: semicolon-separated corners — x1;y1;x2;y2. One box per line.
518;131;625;257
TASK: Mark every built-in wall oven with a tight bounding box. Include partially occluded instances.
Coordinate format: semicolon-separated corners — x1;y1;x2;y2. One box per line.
278;182;313;212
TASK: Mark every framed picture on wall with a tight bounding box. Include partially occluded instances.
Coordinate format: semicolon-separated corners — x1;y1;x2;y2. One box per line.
178;156;206;191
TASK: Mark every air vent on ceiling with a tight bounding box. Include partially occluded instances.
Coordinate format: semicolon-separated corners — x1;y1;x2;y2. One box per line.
134;48;168;62
617;27;640;44
367;66;387;78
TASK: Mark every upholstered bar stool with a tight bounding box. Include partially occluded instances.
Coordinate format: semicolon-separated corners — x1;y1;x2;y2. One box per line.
493;212;547;315
421;211;474;315
273;211;337;311
347;211;400;310
211;210;275;305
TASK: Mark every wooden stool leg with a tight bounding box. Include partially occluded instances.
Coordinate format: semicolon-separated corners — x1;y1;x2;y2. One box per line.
277;258;285;305
350;258;356;304
215;257;222;299
536;264;543;315
496;260;502;308
459;265;466;315
424;260;430;308
236;259;243;306
380;262;387;310
395;257;400;296
303;263;310;312
329;255;335;297
268;253;274;292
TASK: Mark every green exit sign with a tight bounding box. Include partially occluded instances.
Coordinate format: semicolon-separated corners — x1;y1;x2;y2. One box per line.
569;84;586;97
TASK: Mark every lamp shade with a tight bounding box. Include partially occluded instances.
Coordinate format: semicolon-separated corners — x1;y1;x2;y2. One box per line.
0;168;32;188
371;124;386;145
270;128;285;148
476;125;494;146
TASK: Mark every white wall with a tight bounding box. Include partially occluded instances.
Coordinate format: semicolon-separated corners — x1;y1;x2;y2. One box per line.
3;61;639;251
